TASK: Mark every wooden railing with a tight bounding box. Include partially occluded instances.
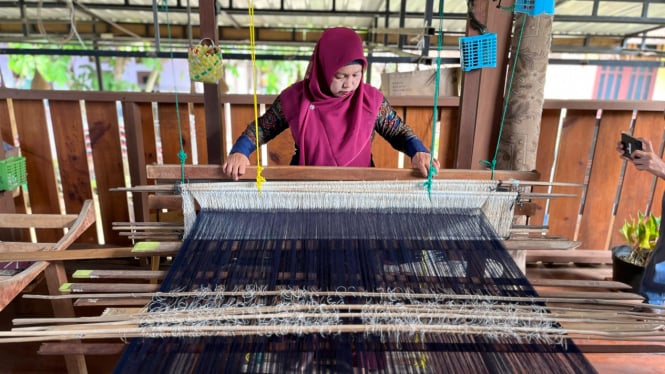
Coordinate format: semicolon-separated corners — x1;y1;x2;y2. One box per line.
0;88;663;249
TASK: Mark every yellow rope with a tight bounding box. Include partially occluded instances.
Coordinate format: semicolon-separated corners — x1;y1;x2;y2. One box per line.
248;1;266;191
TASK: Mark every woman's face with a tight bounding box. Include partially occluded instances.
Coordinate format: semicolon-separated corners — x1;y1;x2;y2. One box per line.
329;64;363;97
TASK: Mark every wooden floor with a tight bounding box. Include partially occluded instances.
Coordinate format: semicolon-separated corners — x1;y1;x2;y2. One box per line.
527;262;665;374
1;259;665;373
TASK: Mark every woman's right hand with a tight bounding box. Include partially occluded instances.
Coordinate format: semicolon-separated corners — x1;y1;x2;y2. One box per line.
222;153;250;181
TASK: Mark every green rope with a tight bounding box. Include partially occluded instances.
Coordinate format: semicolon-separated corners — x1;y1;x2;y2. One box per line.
480;12;527;180
160;0;187;183
424;0;445;198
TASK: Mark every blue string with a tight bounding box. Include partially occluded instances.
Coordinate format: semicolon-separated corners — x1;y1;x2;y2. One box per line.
424;0;445;198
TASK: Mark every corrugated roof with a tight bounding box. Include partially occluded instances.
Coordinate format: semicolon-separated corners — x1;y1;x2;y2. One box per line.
0;0;663;58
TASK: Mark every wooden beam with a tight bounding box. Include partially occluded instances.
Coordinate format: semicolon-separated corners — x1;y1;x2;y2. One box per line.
503;238;581;251
1;242;56;252
529;278;632;290
72;269;166;280
0;243;180;262
74;298;151;307
526;249;612;264
533;290;643;301
38;342;125;356
146;164;541;181
0;214;78;228
59;282;160;293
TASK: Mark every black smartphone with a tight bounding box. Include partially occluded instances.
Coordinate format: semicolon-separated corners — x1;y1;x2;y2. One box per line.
621;133;643;159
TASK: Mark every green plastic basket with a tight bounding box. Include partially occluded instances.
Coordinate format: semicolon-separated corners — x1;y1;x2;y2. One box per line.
0;156;27;191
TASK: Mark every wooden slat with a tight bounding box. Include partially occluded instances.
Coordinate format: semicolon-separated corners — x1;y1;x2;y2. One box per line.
112;221;183;228
534;289;644;300
159;104;189;165
531;108;563;227
230;104;258;165
72;269;166;280
13;99;62;242
529;278;632;290
546;109;597;244
139;102;158;167
86;100;132;246
73;297;151;307
526;249;612;264
38;342;125;355
192;103;209;164
0;214;77;228
578;110;634;250
0;242;180;262
503;238;581;251
122;101;149;223
0;242;55;252
438;107;459;169
60;282;160;293
409;107;435;162
50;100;97;246
575;342;665;354
526;264;613;282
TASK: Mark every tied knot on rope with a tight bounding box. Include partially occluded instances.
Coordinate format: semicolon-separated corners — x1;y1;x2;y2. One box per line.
178;149;188;164
422;163;438;199
480;159;497;180
255;165;266;192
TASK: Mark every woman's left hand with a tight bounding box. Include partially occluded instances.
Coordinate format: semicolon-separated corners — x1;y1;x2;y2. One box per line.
411;152;440;178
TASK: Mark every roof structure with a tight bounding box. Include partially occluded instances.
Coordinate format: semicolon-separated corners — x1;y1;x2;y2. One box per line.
1;0;664;64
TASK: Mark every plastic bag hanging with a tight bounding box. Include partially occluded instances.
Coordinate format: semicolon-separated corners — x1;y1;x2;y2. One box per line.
188;38;224;84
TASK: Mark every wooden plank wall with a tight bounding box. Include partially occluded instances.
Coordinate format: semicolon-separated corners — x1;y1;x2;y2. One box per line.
532;104;665;250
0;89;663;250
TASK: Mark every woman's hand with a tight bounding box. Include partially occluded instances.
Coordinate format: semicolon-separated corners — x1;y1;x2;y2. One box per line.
222;153;250;181
411;152;440;178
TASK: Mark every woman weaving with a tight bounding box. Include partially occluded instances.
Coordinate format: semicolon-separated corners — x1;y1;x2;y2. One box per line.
222;27;440;180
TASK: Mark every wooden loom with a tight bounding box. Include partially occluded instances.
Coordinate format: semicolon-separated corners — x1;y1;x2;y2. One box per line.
3;166;665;373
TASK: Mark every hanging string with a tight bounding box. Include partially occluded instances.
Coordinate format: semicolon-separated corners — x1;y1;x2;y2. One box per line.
479;10;528;180
248;1;266;191
424;0;445;198
160;0;187;183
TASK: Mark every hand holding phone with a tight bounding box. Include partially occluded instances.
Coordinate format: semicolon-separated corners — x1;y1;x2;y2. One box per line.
621;133;643;159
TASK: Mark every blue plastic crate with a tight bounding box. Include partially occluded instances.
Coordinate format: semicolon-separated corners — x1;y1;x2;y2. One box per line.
514;0;554;16
459;33;497;72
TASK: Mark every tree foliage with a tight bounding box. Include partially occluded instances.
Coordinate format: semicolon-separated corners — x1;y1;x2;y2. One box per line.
7;43;163;91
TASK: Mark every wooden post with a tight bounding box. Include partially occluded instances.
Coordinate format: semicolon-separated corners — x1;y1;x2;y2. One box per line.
122;102;149;223
199;0;224;164
43;264;89;374
496;13;553;172
456;1;513;169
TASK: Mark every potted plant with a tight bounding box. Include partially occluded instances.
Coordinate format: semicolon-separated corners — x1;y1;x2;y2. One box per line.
612;211;661;292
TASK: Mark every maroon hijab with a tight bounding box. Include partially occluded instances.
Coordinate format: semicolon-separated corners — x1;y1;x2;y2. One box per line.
280;27;383;166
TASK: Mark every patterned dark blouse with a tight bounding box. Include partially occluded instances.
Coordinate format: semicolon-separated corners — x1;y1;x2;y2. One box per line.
230;95;428;162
